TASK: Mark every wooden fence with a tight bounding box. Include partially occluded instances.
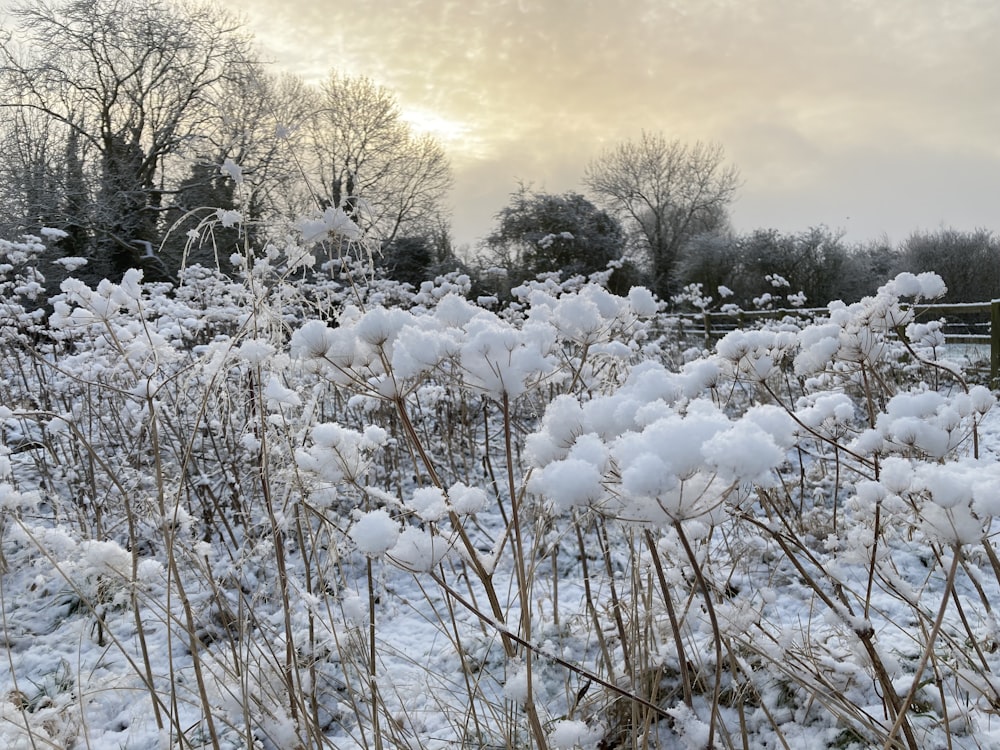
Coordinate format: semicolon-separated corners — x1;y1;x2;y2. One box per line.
673;300;1000;388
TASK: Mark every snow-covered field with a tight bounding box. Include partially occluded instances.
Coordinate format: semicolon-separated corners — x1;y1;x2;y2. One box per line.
2;230;1000;750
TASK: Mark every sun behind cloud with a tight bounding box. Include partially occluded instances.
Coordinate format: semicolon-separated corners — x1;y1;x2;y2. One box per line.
398;107;491;163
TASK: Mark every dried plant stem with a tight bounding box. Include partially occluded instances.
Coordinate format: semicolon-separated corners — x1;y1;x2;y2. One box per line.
393;391;549;750
743;506;919;750
881;548;962;750
644;529;693;708
674;520;723;750
367;558;384;750
250;370;301;729
148;394;222;750
574;515;615;678
431;571;673;721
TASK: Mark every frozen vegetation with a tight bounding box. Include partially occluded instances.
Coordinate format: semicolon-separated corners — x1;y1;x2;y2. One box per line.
1;219;1000;750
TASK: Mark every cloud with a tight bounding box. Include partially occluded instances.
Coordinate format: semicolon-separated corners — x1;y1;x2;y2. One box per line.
226;0;1000;245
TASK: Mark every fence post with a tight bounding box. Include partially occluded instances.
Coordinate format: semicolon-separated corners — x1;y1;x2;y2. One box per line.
992;300;1000;389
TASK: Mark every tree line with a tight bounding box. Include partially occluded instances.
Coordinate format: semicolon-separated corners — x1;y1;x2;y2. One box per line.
477;162;1000;308
2;0;998;308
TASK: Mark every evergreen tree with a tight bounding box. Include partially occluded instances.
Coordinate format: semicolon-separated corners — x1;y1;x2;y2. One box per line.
483;188;625;286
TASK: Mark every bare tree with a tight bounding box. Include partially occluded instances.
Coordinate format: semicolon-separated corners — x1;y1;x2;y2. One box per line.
202;68;316;227
160;68;317;273
308;72;452;244
584;132;740;298
0;0;252;280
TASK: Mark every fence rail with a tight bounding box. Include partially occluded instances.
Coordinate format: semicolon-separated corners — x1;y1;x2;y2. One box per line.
673;300;1000;388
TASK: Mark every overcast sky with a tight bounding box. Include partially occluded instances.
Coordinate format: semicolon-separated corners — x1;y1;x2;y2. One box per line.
225;0;1000;250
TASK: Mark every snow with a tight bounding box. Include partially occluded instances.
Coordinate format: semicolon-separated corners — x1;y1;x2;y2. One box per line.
619;452;677;498
627;285;658;316
238;338;276;363
390;325;452;380
447;481;489;514
388;526;447;571
52;256;88;271
355;306;412;347
549;719;602;749
885;271;948;300
290;319;336;359
701;419;785;484
350;509;400;556
503;662;529;704
530;457;605;509
407;486;448;521
295;205;362;243
263;374;302;407
3;240;1000;750
219;157;244;185
215;208;242;227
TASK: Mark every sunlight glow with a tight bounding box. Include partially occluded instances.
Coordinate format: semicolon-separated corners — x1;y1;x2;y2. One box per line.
400;107;489;161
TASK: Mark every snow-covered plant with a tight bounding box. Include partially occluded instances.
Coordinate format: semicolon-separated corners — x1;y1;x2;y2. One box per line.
672;282;714;312
0;234;50;347
5;204;1000;750
520;271;1000;749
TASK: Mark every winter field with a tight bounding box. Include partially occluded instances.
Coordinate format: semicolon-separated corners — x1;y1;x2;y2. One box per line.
3;226;1000;750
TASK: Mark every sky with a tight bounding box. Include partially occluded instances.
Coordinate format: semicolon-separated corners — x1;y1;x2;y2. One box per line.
222;0;1000;251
